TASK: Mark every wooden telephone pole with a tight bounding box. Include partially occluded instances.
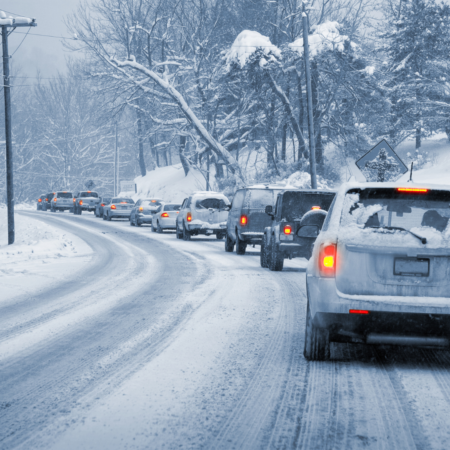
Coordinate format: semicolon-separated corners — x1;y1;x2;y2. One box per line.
1;13;36;244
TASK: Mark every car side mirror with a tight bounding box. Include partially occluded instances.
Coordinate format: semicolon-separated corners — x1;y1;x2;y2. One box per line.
297;225;320;238
265;205;273;215
223;205;230;211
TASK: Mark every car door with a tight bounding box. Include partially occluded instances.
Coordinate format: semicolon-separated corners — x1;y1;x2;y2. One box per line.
133;200;141;221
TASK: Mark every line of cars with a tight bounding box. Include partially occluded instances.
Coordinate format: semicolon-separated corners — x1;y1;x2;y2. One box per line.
36;181;450;361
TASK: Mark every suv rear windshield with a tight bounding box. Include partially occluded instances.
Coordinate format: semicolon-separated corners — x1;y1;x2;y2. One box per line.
164;204;181;211
80;192;98;198
244;189;282;209
195;198;228;209
57;192;72;198
281;191;335;221
112;198;134;204
341;188;450;241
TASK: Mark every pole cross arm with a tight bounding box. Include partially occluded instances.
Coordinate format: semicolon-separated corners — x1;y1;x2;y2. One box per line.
0;18;36;27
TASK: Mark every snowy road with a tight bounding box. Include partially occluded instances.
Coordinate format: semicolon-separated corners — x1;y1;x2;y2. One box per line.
2;211;450;449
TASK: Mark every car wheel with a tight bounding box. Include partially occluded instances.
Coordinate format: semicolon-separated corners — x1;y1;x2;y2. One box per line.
157;221;163;233
176;223;183;239
79;208;82;215
130;216;135;226
225;233;234;252
107;212;112;221
102;213;107;221
216;232;225;240
269;242;284;271
304;298;330;361
235;233;246;255
183;222;191;241
260;234;269;268
69;208;74;213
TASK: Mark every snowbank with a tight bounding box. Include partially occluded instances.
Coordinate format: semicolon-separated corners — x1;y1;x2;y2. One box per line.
283;170;335;190
225;30;281;70
289;21;350;58
133;164;208;203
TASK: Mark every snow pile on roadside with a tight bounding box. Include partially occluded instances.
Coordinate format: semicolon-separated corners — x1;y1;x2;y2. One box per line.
0;207;92;264
225;30;281;69
283;170;335;190
131;164;207;203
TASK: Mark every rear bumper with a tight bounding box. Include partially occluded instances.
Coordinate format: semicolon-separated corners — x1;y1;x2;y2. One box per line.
187;224;223;234
110;210;132;218
159;218;177;228
137;214;152;223
80;205;97;211
239;231;263;244
308;275;450;342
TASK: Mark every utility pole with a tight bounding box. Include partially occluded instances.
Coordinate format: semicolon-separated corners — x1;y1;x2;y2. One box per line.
302;2;317;189
114;124;119;196
1;13;36;244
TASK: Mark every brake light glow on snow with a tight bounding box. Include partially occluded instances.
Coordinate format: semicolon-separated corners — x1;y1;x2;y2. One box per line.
161;212;169;218
111;205;116;210
311;206;321;210
187;213;192;222
349;309;370;315
240;215;248;225
283;225;292;235
397;188;428;193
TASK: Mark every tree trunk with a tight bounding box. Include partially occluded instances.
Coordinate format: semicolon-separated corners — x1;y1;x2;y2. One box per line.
281;123;287;162
416;126;421;149
311;60;322;165
179;135;190;176
296;70;306;161
136;105;147;177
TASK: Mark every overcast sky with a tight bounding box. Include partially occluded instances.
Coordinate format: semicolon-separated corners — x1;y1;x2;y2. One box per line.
1;0;81;80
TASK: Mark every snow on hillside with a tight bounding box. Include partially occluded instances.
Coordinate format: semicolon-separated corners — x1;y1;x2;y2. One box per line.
130;164;208;202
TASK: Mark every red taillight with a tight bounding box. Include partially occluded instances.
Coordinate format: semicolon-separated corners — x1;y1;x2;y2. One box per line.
38;199;42;202
45;198;48;201
319;244;336;277
283;225;292;235
161;212;169;218
87;190;91;193
139;206;143;211
349;309;370;315
312;206;321;210
79;200;83;205
187;212;192;222
101;203;105;207
54;198;57;202
111;205;116;210
240;215;248;226
151;200;157;203
73;198;76;202
120;202;127;204
397;188;428;193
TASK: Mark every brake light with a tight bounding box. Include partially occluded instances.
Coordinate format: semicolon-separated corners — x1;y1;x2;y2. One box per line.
54;198;57;202
312;206;321;210
87;191;91;193
240;215;248;226
283;225;292;235
151;200;156;203
120;202;127;204
139;206;143;211
73;198;76;202
38;199;42;202
397;188;428;193
111;205;116;210
319;244;336;277
161;212;169;218
187;212;192;222
45;198;48;201
349;309;370;315
79;200;83;205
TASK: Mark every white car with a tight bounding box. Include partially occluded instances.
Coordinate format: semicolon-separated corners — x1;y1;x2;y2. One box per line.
151;203;181;233
304;182;450;360
103;198;135;221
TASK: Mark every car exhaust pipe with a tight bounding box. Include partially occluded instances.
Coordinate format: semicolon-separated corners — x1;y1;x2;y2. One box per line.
366;334;449;347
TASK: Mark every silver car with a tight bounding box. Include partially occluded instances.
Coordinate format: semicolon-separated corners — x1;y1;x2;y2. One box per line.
151;203;181;233
103;198;135;221
50;191;74;212
304;182;450;360
129;198;163;227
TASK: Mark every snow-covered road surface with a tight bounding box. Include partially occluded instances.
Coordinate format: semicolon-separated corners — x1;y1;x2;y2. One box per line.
2;211;450;449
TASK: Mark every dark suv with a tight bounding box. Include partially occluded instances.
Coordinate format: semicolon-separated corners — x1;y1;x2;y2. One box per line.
225;185;284;255
41;192;56;211
262;189;336;271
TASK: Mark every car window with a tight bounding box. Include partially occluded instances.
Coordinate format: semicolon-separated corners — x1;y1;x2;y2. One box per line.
195;198;228;210
232;190;245;210
112;198;134;204
186;197;192;208
274;195;282;220
164;204;181;211
57;192;73;198
135;200;142;207
80;192;99;198
281;192;335;222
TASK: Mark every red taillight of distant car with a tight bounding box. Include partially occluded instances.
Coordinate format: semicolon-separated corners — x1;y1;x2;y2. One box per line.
187;212;192;222
240;215;248;226
397;188;428;193
283;225;292;235
349;309;370;315
38;199;42;202
45;198;48;201
111;205;116;210
79;200;83;205
101;203;105;207
312;206;321;210
319;244;336;277
139;206;143;211
73;198;76;202
161;212;169;218
54;198;57;202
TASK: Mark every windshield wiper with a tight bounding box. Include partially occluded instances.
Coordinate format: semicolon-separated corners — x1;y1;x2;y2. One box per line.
365;226;427;244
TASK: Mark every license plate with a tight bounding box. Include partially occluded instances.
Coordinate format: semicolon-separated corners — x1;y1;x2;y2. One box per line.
394;258;430;277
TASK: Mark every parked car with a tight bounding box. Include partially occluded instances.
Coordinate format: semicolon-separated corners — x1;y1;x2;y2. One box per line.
225;185;284;255
262;189;335;271
176;192;230;240
73;191;100;215
95;197;112;217
50;191;74;212
151;203;181;232
304;182;450;361
103;198;135;221
37;194;46;210
41;192;56;211
129;198;163;226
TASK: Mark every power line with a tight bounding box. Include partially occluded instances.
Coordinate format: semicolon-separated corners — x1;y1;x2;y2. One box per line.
11;27;31;56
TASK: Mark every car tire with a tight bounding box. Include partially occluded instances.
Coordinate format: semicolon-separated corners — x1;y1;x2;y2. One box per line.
260;234;269;268
136;219;142;227
107;212;111;221
216;232;225;240
79;208;82;215
37;205;40;211
303;299;330;361
269;242;284;271
183;222;191;241
69;208;74;213
130;216;135;226
235;233;246;255
176;223;183;239
156;221;163;233
102;213;107;221
225;233;234;252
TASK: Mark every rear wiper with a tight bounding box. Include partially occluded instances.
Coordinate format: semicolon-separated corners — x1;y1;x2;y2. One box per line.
365;226;427;244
